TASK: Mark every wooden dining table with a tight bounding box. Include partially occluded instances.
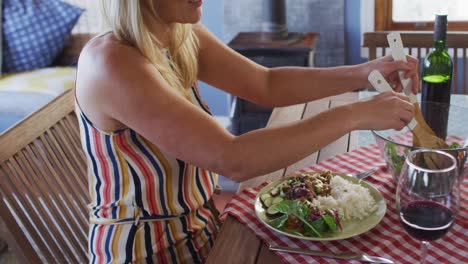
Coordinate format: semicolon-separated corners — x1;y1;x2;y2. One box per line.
206;92;363;264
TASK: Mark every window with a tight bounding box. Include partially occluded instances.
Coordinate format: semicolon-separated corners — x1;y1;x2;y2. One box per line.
375;0;468;31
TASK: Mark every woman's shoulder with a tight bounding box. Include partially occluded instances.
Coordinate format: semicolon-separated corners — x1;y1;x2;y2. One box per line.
76;34;152;132
76;33;156;96
79;33;143;73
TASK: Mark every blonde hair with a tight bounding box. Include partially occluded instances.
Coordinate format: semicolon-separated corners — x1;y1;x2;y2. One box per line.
99;1;199;97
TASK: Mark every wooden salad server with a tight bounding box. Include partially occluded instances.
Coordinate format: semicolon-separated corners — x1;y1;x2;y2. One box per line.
368;70;448;169
386;32;449;151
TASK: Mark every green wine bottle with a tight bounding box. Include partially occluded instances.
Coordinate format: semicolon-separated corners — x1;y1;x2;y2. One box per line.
421;14;453;140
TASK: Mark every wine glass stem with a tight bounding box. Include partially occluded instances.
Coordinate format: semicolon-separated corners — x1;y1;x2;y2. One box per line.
421;241;430;264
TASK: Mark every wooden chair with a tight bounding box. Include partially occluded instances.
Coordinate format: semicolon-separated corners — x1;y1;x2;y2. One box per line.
0;90;89;263
363;31;468;94
0;90;223;263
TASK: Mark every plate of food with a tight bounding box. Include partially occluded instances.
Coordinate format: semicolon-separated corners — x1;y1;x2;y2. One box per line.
255;171;386;241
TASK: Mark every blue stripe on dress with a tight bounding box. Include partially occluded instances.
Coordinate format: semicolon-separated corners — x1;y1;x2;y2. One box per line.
203;224;214;249
104;224;115;262
129;164;149;217
81;114;102;217
124;224;138;264
209;171;215;189
195;209;214;247
144;222;154;264
195;169;208;203
176;159;191;213
165;221;178;263
180;216;201;264
130;131;169;216
89;224;98;264
105;136;120;219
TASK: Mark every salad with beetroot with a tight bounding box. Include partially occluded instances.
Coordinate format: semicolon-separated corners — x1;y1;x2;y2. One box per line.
260;171;342;238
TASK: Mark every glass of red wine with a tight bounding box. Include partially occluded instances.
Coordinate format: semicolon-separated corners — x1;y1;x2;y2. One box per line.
396;149;460;264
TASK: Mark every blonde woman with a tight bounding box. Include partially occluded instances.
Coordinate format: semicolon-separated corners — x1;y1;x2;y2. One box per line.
75;0;418;263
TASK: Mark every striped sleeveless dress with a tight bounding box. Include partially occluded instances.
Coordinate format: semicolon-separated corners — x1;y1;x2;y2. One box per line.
76;84;219;263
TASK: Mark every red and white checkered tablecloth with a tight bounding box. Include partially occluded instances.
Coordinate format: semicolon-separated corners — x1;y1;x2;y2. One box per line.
386;132;464;148
223;144;468;264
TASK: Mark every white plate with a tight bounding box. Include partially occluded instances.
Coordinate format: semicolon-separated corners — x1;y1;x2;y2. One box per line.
255;173;387;241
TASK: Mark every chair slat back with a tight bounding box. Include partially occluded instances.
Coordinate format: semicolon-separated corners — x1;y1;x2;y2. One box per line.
363;31;468;94
0;90;89;263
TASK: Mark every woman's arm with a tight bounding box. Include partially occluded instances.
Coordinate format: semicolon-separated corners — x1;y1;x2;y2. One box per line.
195;25;419;107
76;39;414;183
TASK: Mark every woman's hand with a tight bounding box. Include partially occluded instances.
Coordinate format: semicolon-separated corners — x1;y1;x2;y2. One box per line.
361;55;419;94
350;92;415;131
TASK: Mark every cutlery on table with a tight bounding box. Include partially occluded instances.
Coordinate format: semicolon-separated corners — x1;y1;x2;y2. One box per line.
329;156;381;181
368;69;449;169
269;245;394;264
353;167;378;181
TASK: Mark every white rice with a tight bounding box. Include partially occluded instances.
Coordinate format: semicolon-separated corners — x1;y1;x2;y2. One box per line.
311;176;377;220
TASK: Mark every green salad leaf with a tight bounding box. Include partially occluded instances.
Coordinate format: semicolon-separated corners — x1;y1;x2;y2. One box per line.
384;141;461;177
267;200;342;238
268;214;288;229
322;215;337;233
384;142;405;175
307;217;327;234
273;200;311;219
272;200;296;214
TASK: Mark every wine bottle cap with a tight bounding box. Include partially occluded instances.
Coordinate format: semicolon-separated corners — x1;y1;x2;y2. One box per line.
434;15;448;42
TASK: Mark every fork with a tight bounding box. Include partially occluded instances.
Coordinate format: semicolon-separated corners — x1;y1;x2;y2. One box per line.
329;156;380;181
352;167;378;181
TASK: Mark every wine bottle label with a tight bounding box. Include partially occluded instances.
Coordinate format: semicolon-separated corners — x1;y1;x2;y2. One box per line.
434;15;447;42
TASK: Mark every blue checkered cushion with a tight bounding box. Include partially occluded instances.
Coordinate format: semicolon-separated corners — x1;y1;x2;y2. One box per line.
2;0;83;73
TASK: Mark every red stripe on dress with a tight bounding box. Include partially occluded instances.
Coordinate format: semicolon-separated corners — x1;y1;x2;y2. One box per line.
92;129;111;218
115;133;158;214
197;206;213;234
152;221;168;264
95;225;105;263
200;169;213;197
185;213;202;254
156;251;169;264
